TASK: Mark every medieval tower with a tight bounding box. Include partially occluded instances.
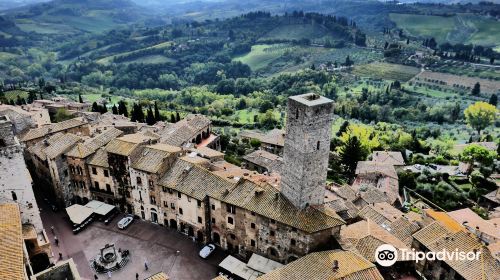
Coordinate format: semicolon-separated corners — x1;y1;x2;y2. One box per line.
280;93;334;209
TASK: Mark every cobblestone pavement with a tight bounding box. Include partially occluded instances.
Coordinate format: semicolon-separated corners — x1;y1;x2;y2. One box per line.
38;198;226;280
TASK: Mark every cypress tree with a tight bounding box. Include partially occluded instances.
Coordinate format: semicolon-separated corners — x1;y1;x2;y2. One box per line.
78;93;83;103
176;111;180;122
112;104;118;115
339;135;365;181
91;102;99;112
170;113;176;123
146;106;155;125
489;93;497;106
154;101;161;121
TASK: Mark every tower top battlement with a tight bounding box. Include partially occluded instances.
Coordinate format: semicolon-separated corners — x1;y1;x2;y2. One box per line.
288;93;333;107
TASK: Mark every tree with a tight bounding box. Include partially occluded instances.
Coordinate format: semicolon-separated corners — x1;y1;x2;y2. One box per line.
78;93;83;103
154;101;161;121
146;106;155;125
53;108;72;122
176;111;181;122
118;100;128;117
464;102;497;134
170;113;176;123
339;135;365;181
460;144;497;175
112;104;118;115
471;82;481;96
91;102;100;112
489;93;497;106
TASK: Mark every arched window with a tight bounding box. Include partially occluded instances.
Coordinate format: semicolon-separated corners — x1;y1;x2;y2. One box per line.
11;191;17;201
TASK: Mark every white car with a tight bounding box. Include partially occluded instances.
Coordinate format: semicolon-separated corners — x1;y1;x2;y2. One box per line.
117;215;134;229
199;244;216;259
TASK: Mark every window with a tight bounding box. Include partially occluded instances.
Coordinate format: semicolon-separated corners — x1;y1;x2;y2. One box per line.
270;219;275;224
64;170;68;176
198;217;202;223
211;218;215;224
197;200;202;207
230;234;236;240
168;188;173;194
11;191;17;201
177;192;182;199
94;181;99;189
251;211;256;216
80;181;85;189
104;170;109;177
251;223;256;229
228;217;234;225
148;180;153;187
251;239;255;247
170;203;175;209
316;141;321;150
291;227;297;232
70;165;75;174
295;108;299;119
226;204;236;214
187;197;191;202
211;204;215;210
92;167;97;175
179;208;183;215
270;231;275;237
137;177;142;185
291;239;296;246
106;184;111;192
164;201;168;207
150;196;156;204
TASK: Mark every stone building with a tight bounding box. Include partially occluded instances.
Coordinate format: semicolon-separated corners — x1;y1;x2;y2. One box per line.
159;114;218;149
129;143;183;223
240;129;285;156
106;133;159;213
280;93;333;209
86;148;118;205
0;104;43;134
0;116;52;270
242;149;283;174
159;155;344;263
65;127;123;204
255;250;384;280
20;117;89;147
27;132;82;206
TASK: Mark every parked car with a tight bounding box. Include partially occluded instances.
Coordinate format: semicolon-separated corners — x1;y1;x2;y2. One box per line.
199;244;216;259
117;215;134;229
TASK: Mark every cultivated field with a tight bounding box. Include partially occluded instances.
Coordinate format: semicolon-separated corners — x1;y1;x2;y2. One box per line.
411;71;500;94
389;13;500;48
352;62;420;81
233;44;294;71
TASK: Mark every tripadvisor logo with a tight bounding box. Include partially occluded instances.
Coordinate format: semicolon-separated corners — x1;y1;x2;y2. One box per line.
375;244;481;267
375;244;397;267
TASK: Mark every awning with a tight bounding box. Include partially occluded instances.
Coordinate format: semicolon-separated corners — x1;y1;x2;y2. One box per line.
66;204;94;225
246;253;283;274
218;255;260;280
85;200;116;216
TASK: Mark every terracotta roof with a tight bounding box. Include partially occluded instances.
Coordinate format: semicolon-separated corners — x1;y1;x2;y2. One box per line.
190;146;224;159
0;203;25;280
87;148;109;168
388;216;421;246
243;150;283;173
160;159;344;233
352;176;400;205
371;151;405;165
341;220;408;262
358;203;404;226
413;222;500;280
256;250;383;280
448;208;500;240
355;161;398;179
20;118;86;141
131;144;180;174
424;209;463;233
106;133;154;156
66;127;123;158
241;129;285;147
28;132;81;160
145;272;169;280
160;114;210;146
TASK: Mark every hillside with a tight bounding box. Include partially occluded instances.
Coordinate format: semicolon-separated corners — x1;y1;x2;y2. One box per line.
2;0;159;35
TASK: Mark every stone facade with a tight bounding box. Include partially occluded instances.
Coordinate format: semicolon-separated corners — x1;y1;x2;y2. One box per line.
280;93;333;209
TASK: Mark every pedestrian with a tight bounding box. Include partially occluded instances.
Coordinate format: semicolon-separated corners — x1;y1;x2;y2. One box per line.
135;273;139;280
58;252;62;260
50;226;55;234
54;236;59;246
144;261;148;271
94;274;99;280
107;271;112;278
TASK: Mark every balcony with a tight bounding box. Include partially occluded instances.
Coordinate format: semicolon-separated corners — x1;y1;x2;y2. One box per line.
89;187;114;196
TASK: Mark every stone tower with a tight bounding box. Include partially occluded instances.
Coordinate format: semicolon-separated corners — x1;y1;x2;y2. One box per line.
280;93;333;209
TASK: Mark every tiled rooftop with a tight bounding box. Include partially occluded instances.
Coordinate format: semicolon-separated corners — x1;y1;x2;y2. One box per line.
0;203;25;280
